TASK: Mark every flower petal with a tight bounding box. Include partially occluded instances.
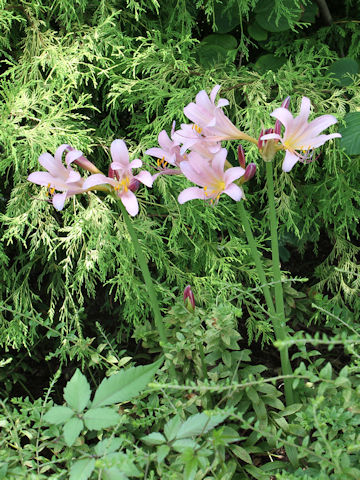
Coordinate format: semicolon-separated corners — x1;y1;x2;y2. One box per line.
282;151;299;172
110;139;129;165
299;96;311;122
158;130;174;150
224;166;245;185
54;144;71;163
134;170;153;187
65;150;83;166
210;85;221;103
52;192;67;211
129;158;142;169
38;153;66;178
120;190;139;216
224;183;243;201
83;174;114;189
66;170;81;184
178;186;206;204
306;115;339;137
270;108;294;130
28;171;57;186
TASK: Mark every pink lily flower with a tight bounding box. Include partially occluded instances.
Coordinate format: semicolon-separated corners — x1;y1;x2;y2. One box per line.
178;148;245;205
27;144;87;211
172;123;221;158
261;96;341;172
183;85;258;144
145;122;185;167
83;140;153;216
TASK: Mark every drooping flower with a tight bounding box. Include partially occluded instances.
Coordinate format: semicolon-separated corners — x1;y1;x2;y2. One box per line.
83;139;153;216
178;148;245;205
183;85;258;145
27;144;88;210
261;96;341;172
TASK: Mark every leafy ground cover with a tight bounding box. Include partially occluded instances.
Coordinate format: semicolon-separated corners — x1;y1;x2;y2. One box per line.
1;0;360;478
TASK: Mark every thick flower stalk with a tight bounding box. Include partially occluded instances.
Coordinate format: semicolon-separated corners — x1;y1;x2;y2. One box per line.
83;140;153;216
178;148;245;204
28;145;89;211
261;96;341;171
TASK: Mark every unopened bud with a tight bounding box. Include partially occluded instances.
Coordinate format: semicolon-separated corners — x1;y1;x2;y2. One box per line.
183;285;195;312
108;165;117;179
243;163;256;182
129;178;140;192
281;96;291;109
237;145;245;168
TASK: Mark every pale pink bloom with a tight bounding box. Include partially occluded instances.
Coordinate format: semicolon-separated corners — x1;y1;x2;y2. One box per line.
184;85;257;144
83;140;153;216
261;96;341;172
172;123;221;158
178;148;245;205
145;122;185;167
27;144;87;210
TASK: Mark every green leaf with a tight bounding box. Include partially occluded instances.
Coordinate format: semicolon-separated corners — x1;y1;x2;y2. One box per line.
63;417;83;446
176;413;228;439
285;444;299;467
202;33;237;50
328;58;359;86
255;0;302;32
164;415;182;441
279;403;302;417
254;54;287;73
69;458;95;480
64;369;91;413
248;22;268;41
95;437;123;456
214;2;240;33
339;112;360;155
43;406;74;424
103;468;128;480
319;362;332;380
141;432;166;445
83;407;121;430
197;35;237;68
104;453;142;477
230;445;252;463
157;445;170;463
301;1;319;23
0;463;8;479
91;359;162;408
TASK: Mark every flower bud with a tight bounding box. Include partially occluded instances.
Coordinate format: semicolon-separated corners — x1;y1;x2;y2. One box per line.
237;144;245;168
257;129;264;150
243;163;256;182
183;285;195;312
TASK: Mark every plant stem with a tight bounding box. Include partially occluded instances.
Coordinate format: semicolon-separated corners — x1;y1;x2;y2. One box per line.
238;200;294;405
118;201;176;379
265;161;294;404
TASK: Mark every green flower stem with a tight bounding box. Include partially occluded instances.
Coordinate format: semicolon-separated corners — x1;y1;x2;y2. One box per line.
238;200;294;405
118;201;176;379
265;161;294;405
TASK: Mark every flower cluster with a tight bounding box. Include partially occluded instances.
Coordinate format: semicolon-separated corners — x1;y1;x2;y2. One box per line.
27;86;341;215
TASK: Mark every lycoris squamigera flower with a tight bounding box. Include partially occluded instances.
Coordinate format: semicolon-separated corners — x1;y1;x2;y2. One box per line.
83;139;153;216
261;96;341;172
178;148;245;205
145;122;185;168
183;85;258;145
27;144;88;211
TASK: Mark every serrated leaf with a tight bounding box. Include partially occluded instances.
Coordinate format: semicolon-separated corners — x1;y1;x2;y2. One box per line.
176;413;228;439
43;406;74;424
95;437;123;456
230;445;252;463
91;359;162;408
329;58;359;86
339;112;360;155
63;417;83;446
83;407;120;430
105;453;142;477
64;369;91;412
319;362;332;380
164;415;182;441
141;432;166;445
103;468;128;480
172;438;198;452
69;458;95;480
157;444;170;463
